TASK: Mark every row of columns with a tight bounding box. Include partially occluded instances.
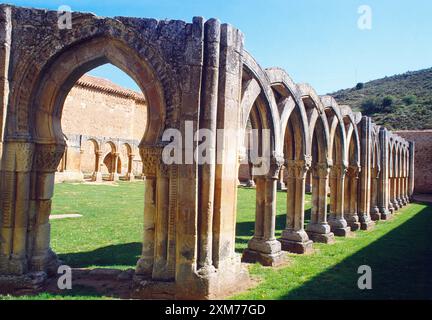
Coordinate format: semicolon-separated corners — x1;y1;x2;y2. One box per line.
89;151;136;182
241;128;415;267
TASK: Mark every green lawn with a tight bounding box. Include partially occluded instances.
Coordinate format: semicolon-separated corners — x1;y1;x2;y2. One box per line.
1;182;431;299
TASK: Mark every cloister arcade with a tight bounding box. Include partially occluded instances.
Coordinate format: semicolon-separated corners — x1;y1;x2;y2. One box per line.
0;5;415;299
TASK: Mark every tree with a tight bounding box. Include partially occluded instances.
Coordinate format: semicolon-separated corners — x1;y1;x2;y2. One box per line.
356;82;364;90
382;95;396;112
361;98;379;114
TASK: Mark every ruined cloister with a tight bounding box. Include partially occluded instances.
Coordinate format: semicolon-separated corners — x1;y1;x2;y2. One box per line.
0;5;415;299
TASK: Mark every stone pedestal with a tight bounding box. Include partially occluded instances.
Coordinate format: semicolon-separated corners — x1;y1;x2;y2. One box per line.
306;224;335;244
242;239;285;266
280;229;313;254
370;206;381;221
92;171;103;182
307;162;334;243
379;208;392;220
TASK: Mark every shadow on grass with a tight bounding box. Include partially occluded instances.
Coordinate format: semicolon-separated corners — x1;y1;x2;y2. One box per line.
282;205;432;300
58;242;141;269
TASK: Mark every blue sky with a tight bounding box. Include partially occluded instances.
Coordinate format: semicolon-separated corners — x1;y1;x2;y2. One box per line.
4;0;432;94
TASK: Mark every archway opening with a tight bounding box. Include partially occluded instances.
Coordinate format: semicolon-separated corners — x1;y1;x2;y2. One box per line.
49;63;148;277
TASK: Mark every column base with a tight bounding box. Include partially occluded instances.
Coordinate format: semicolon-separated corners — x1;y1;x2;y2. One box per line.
110;173;120;182
331;226;351;237
345;214;361;231
242;239;284;266
392;201;400;211
125;173;135;181
279;239;313;254
242;249;285;267
379;209;393;220
370;206;381;221
370;212;381;221
276;181;286;191
0;272;47;295
92;172;103;182
245;179;255;188
360;220;375;230
306;231;335;244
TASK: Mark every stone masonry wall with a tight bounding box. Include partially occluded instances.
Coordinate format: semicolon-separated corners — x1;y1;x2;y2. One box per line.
394;130;432;194
60;74;147;177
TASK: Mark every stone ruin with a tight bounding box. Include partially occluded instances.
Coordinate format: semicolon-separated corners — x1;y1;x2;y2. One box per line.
0;5;414;299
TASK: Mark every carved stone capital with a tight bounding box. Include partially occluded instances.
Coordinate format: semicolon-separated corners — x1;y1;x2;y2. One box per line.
140;145;163;178
285;159;310;179
330;163;348;179
312;162;332;179
346;165;361;179
267;153;284;179
34;144;65;173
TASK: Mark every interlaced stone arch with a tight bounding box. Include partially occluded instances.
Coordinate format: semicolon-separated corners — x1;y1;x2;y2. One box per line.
0;4;416;299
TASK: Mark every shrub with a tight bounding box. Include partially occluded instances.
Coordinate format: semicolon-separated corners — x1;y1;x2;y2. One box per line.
356;82;364;90
361;98;379;114
402;95;417;105
381;95;396;111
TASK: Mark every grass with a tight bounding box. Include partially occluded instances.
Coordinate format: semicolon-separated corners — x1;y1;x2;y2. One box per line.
0;182;431;299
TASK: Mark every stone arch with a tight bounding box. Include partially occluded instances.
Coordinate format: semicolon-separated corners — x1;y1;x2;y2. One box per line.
296;84;333;243
238;54;286;266
121;142;135;181
102;141;120;180
370;124;382;220
321;96;350;236
1;16;179;276
241;50;282;155
264;68;312;254
342;112;362;230
82;137;101;180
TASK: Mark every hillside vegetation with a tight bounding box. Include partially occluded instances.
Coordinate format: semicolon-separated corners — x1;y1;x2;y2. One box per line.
330;67;432;130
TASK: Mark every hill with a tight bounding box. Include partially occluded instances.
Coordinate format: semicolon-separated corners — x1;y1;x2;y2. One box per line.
330;68;432;130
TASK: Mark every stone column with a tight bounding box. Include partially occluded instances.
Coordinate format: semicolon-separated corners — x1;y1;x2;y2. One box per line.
328;163;351;236
136;147;159;277
152;162;171;280
0;141;34;275
91;150;103;182
109;152;120;181
277;166;286;191
306;162;335;243
125;153;135;181
29;143;65;273
280;158;313;254
396;164;404;208
358;117;374;230
391;176;400;211
245;161;255;188
345;165;361;231
378;128;391;219
408;141;415;199
370;167;381;221
243;156;284;266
